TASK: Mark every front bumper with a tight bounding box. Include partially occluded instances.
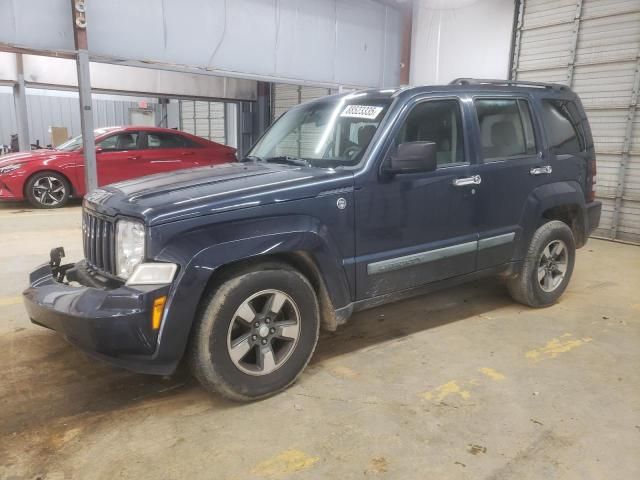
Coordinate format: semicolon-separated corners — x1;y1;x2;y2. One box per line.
23;260;174;374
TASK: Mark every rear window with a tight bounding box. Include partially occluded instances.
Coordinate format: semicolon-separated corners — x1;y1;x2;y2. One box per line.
541;100;585;155
146;132;191;149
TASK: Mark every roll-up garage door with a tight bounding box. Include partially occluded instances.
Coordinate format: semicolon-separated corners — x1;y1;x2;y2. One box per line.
180;100;226;145
512;0;640;243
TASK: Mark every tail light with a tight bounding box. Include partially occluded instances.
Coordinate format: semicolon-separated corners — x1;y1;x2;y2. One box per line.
588;158;597;202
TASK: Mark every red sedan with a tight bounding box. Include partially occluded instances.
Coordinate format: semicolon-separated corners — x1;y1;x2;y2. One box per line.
0;126;236;208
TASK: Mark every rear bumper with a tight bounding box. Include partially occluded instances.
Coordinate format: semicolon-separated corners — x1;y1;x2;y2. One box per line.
585;201;602;237
23;261;176;375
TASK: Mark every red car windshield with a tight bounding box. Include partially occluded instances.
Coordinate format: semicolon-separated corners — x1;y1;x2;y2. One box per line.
56;128;118;151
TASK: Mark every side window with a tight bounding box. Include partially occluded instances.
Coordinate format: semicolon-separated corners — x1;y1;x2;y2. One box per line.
146;132;188;149
474;99;537;160
395;99;465;166
98;133;140;151
541;99;585;154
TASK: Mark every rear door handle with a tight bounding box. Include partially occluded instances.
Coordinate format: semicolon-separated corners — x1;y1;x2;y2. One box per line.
530;165;552;175
452;175;481;187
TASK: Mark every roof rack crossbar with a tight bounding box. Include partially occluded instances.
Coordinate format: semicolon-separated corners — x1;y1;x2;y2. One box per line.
449;78;568;91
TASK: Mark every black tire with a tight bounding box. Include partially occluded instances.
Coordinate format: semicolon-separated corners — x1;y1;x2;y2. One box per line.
25;171;70;209
189;264;320;401
506;220;576;307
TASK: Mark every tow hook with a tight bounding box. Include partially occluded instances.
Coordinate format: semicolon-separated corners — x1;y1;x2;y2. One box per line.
50;247;73;283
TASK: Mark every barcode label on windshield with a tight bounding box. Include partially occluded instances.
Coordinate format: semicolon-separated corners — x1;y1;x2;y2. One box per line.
340;105;384;119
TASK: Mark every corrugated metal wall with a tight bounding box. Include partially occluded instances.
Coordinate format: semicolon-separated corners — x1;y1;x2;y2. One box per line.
179;100;227;145
512;0;640;243
0;88;160;148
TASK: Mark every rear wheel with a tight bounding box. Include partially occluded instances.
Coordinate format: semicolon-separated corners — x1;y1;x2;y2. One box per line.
189;265;320;401
506;220;576;307
25;172;70;208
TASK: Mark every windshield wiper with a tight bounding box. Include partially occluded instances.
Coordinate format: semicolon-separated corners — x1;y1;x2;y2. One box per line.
264;156;310;167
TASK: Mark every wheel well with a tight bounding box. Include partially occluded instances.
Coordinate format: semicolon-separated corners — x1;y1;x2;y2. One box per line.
197;251;339;332
542;204;586;247
24;170;74;198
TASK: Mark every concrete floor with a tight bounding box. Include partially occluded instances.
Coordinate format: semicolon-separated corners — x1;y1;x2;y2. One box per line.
1;201;638;480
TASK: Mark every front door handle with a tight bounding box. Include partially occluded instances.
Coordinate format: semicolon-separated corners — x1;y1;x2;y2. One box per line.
127;155;142;160
452;175;481;187
530;165;552;175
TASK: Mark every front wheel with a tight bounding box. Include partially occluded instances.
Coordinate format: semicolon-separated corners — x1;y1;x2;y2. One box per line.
506;220;576;307
25;172;70;208
189;265;320;401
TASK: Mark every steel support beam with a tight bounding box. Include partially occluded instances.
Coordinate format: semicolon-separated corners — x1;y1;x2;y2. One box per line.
509;0;525;80
399;2;412;85
255;82;272;138
610;52;640;239
566;0;584;86
71;0;97;193
12;54;30;151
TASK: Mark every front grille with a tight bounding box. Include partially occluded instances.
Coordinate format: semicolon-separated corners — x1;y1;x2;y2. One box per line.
82;210;116;275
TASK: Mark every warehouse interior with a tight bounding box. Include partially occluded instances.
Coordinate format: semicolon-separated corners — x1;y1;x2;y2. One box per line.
1;0;639;478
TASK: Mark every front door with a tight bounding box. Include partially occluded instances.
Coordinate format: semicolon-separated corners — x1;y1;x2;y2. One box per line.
354;97;479;299
95;131;143;186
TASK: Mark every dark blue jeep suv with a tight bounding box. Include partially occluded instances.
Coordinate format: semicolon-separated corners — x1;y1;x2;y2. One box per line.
24;79;601;401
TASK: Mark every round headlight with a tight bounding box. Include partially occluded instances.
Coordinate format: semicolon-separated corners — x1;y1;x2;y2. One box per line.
115;219;145;278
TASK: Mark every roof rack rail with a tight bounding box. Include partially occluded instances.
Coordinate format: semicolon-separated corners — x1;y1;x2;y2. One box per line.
449;78;568;91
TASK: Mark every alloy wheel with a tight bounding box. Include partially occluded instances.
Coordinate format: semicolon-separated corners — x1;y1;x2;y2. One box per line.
226;289;301;376
537;239;568;292
32;176;66;206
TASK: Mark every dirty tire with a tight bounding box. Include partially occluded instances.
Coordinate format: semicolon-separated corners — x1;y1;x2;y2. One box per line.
190;265;320;401
506;220;576;307
25;171;70;209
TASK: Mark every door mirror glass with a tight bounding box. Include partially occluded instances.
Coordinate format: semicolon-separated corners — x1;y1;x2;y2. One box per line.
384;141;437;174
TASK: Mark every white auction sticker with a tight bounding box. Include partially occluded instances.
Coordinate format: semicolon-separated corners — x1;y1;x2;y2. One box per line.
340;105;384;120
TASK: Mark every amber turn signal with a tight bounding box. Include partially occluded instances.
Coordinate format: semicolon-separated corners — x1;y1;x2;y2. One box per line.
152;295;167;330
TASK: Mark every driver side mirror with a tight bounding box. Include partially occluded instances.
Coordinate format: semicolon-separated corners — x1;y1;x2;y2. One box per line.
384;141;437;175
95;146;104;154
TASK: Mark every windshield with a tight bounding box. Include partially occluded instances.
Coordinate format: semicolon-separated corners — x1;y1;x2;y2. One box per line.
57;135;84;152
249;96;392;168
56;128;118;151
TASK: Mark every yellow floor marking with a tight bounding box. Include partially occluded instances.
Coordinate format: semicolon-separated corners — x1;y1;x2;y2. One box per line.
327;365;359;379
421;380;470;402
479;367;506;381
251;449;320;476
0;296;22;307
526;333;592;361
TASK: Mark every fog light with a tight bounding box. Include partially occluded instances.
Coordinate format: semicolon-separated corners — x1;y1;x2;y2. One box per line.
152;296;167;331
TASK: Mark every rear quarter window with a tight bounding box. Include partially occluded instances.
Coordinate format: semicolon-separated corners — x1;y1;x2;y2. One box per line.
541;99;586;155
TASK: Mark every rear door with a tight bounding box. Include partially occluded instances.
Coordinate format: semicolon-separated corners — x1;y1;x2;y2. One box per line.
468;96;550;269
140;131;203;175
95;131;143;186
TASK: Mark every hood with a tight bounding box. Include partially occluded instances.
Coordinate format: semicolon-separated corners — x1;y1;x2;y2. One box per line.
88;162;354;225
0;149;77;168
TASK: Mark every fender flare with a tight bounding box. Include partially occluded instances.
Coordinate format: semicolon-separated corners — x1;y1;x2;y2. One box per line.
149;214;352;366
515;180;587;259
